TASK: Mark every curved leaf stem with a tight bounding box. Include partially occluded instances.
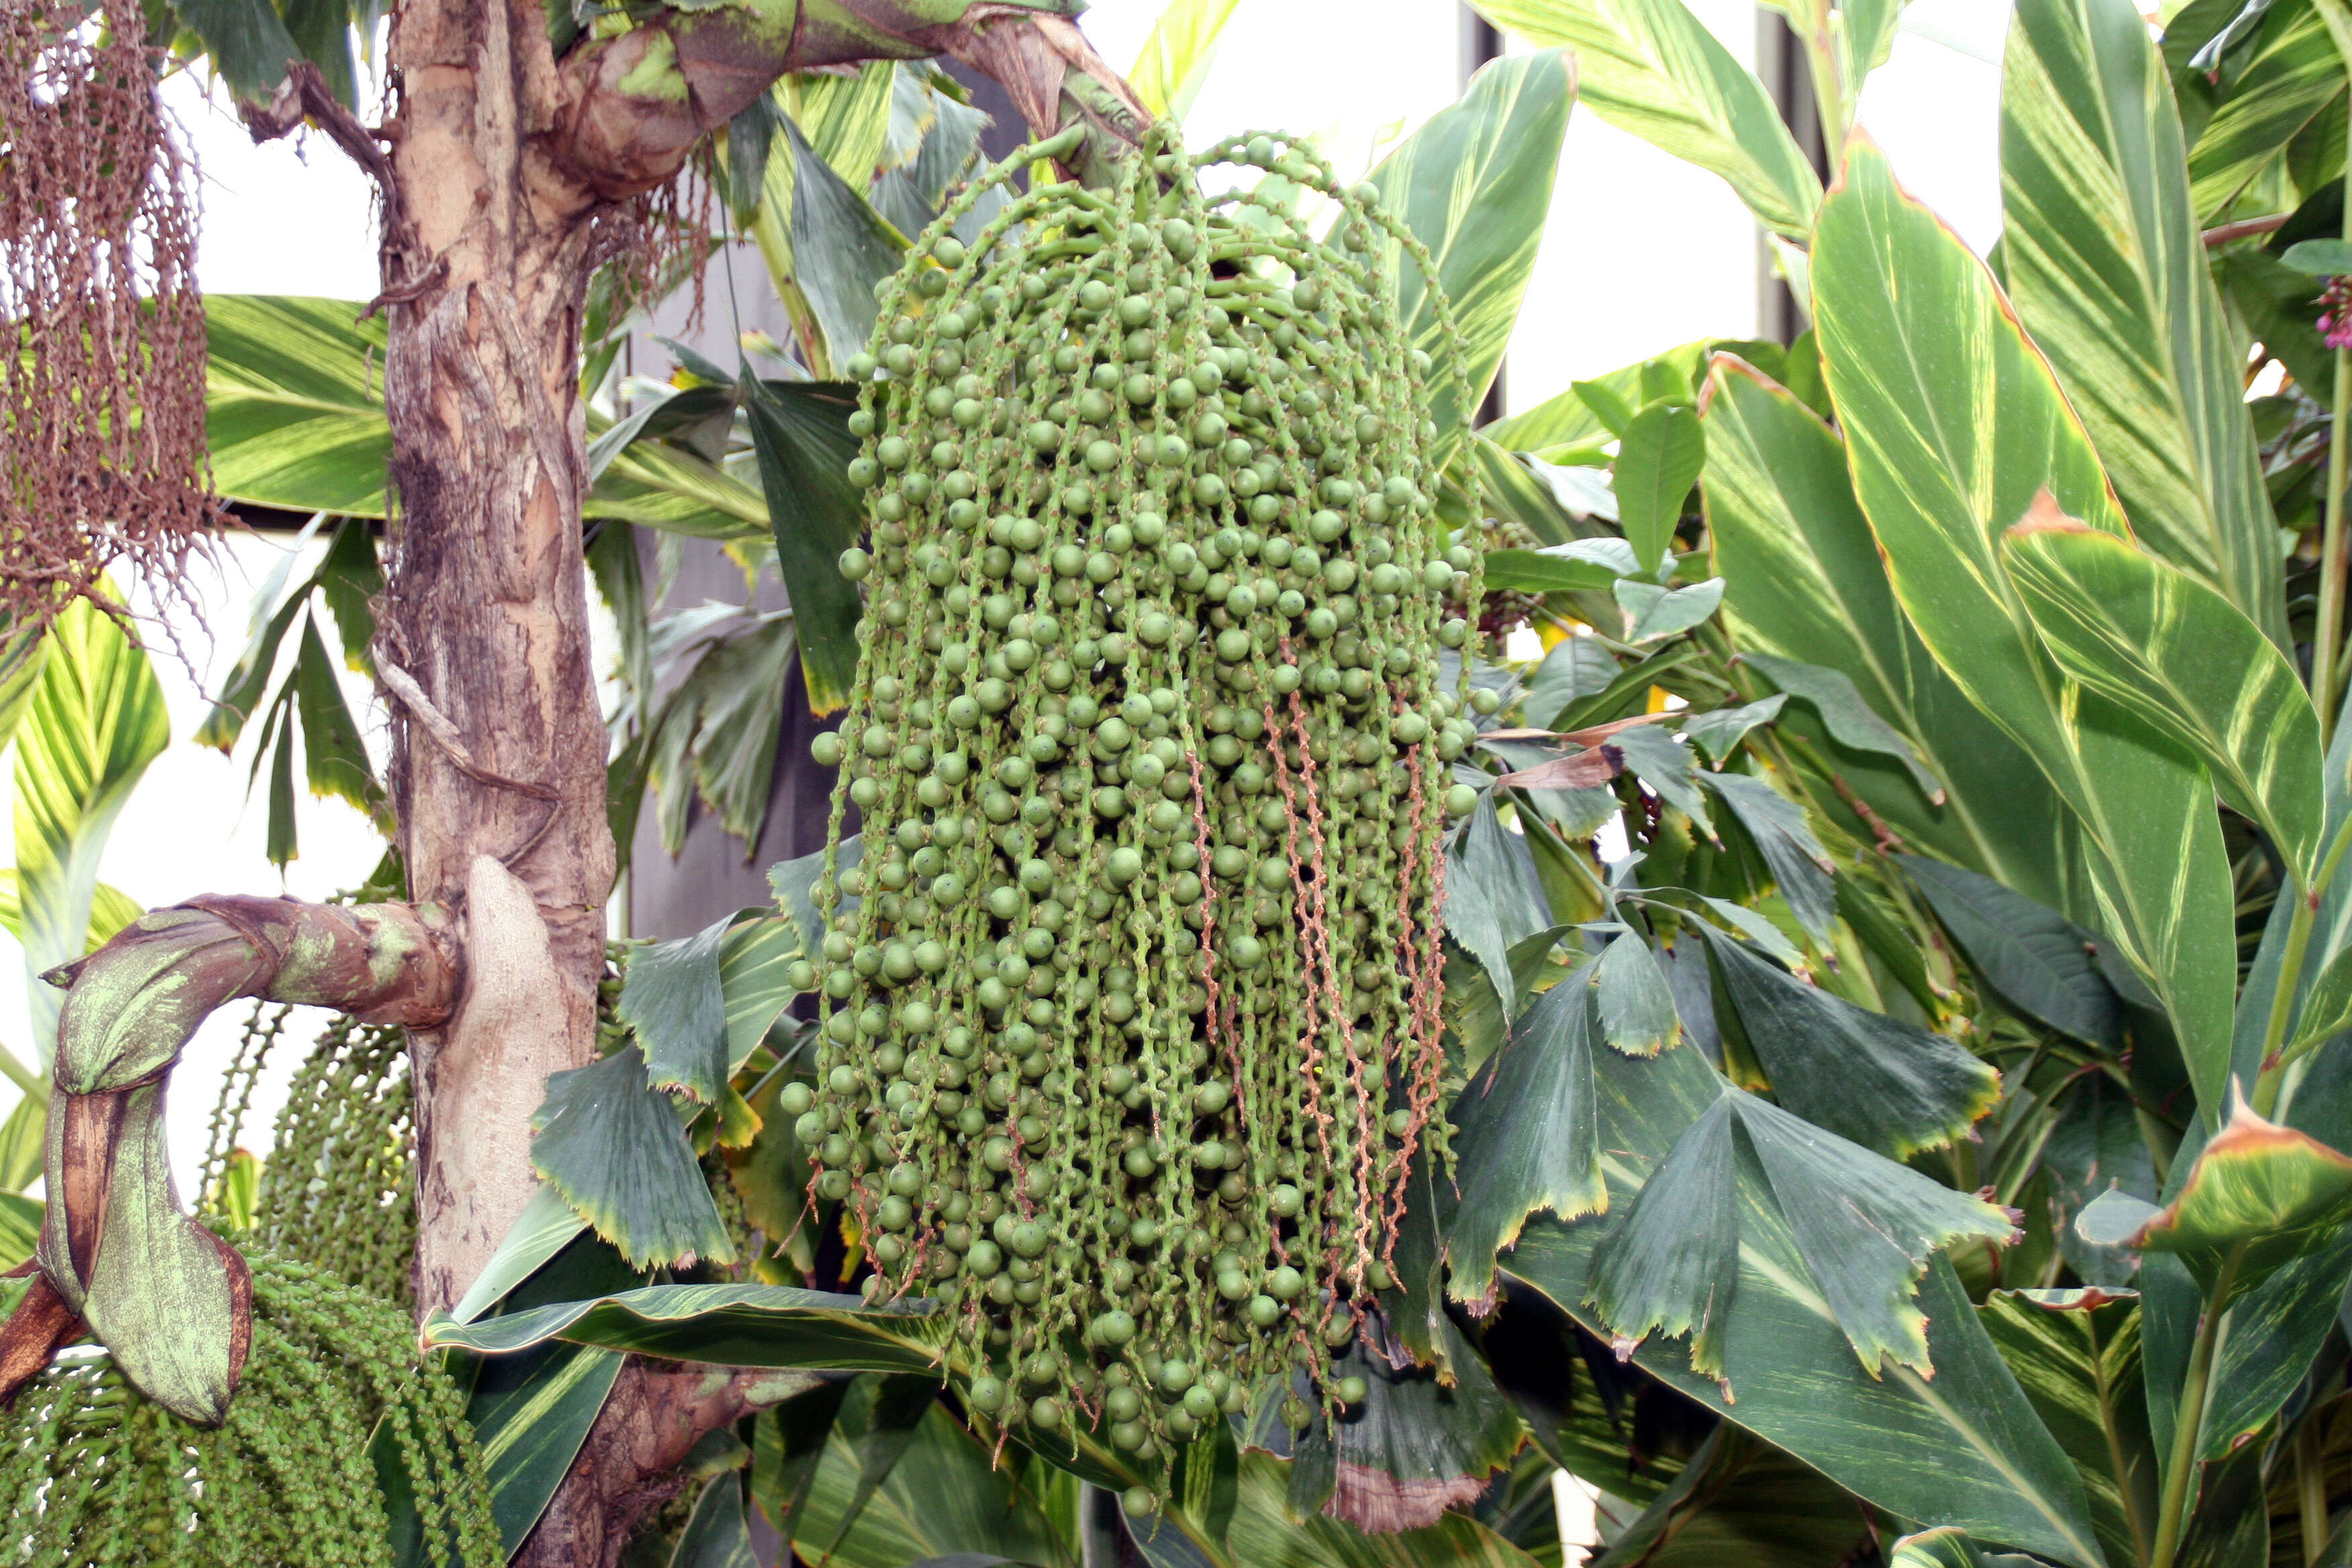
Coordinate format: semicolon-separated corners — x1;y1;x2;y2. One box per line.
2257;810;2352;1110
2320;350;2352;750
1794;0;1848;162
2296;1416;2330;1565
2255;887;2318;1118
2312;0;2352;749
2149;1246;2242;1568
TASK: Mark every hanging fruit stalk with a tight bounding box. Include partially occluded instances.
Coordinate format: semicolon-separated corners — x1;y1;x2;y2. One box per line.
797;121;1483;1460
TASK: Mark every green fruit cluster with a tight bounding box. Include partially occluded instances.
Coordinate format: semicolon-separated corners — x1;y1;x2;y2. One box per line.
0;1253;498;1565
248;1015;417;1306
203;1003;417;1306
797;121;1483;1461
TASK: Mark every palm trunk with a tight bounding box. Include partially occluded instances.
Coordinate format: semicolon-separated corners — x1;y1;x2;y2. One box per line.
379;0;614;1320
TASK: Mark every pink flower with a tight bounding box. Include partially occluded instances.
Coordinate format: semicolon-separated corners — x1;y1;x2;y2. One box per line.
2321;279;2352;349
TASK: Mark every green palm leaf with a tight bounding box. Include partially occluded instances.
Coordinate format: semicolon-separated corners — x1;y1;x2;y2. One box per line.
1504;1036;2102;1565
1444;969;1608;1308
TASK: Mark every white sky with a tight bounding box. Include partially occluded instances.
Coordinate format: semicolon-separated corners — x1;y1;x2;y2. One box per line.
0;2;2012;1193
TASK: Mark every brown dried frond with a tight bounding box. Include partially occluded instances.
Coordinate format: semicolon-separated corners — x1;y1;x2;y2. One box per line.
0;1;218;630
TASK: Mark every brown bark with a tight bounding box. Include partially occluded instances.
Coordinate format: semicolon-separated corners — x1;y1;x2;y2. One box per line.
532;1364;826;1565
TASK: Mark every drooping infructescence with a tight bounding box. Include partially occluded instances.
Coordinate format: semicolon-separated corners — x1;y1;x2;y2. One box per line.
0;3;215;624
0;1254;499;1566
793;122;1487;1457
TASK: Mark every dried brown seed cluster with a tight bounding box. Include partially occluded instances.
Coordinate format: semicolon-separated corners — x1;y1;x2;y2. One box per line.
0;3;215;626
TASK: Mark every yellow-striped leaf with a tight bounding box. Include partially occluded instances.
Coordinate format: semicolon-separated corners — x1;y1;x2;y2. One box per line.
1811;140;2239;1124
15;597;168;1068
205;295;391;516
0;1191;36;1271
1979;1290;2157;1568
2182;0;2343;222
1361;49;1575;452
1698;356;2086;918
1129;0;1242;120
2002;0;2288;651
1473;0;1822;241
2002;508;2324;889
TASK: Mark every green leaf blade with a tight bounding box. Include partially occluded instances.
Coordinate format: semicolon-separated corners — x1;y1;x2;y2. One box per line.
1444;972;1608;1308
1507;1038;2102;1564
1698;924;2000;1160
1900;856;2122;1049
424;1282;950;1373
1594;932;1679;1055
786;116;910;368
1583;1091;1742;1381
529;1046;734;1271
2002;516;2324;887
1473;0;1821;240
1361;50;1575;452
16;596;170;1064
1812;138;2239;1125
2002;0;2288;649
1129;0;1243;120
747;377;865;714
1979;1289;2157;1568
2182;0;2344;222
1733;1093;2015;1378
1614;402;1705;574
1700;358;2077;905
1700;769;1835;946
2081;1099;2352;1304
205;295;392;517
618;916;733;1106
